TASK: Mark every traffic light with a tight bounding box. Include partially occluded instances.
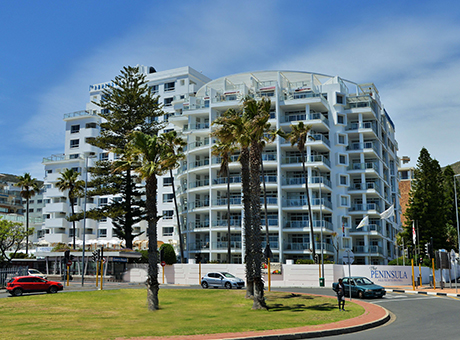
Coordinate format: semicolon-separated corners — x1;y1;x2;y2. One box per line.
159;247;165;262
195;253;202;263
64;250;70;262
408;246;413;260
425;243;430;257
419;257;423;265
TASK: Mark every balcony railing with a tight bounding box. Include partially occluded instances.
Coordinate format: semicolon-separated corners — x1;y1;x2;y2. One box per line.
261;241;279;250
213;176;242;185
283;176;332;188
212;197;242;206
188;199;210;210
284;242;334;252
350;224;382;234
283;198;332;209
63;110;98;119
212;241;242;249
347;162;379;172
284;220;333;231
353;245;384;256
347;142;380;156
346;121;378;135
189;159;210;170
282;155;331;167
212;219;242;227
284;112;329;126
349;203;381;213
183;123;210;131
188;221;210;230
189;179;210;189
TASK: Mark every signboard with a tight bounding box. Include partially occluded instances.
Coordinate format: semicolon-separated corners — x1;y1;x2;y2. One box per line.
342;251;354;264
161;261;166;267
112;257;128;263
67;260;72;267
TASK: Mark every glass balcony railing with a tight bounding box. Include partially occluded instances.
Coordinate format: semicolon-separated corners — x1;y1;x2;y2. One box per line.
347;162;379;172
282;155;331;167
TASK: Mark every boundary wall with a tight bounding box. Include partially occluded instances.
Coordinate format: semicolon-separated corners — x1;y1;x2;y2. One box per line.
123;263;460;287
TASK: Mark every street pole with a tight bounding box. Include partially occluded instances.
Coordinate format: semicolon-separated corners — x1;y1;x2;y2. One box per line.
81;152;95;287
315;167;324;286
454;174;460;259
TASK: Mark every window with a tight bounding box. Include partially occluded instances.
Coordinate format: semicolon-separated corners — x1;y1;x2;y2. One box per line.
163;227;174;236
340;196;349;207
339;175;348;186
98;229;107;237
37;199;43;204
86;122;97;129
99;153;109;161
163;177;173;186
46;169;52;174
337;115;345;124
85;137;95;144
70;154;79;159
37;208;42;212
163;193;174;203
164;128;174;133
163;210;174;219
164;82;175;92
180;79;185;86
113;197;122;203
338;154;348;165
99;198;108;206
71;125;80;134
70;139;79;148
150;84;159;94
30;200;34;204
336;94;344;104
99;216;107;223
71;167;80;173
164;97;173;106
28;208;34;213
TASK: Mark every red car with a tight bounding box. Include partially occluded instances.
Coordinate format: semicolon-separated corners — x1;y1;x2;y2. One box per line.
6;276;63;296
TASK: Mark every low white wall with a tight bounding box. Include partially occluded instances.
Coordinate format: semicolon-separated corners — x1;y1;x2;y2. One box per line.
123;263;460;287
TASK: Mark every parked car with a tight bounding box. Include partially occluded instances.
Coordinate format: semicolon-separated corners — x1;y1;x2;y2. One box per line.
201;272;245;289
332;276;386;299
6;276;63;296
28;269;47;279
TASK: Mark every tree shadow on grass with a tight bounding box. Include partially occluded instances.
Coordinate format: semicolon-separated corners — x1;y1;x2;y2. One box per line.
265;293;337;312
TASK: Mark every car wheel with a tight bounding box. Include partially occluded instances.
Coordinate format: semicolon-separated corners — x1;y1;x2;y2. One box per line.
225;282;232;289
358;291;364;299
12;288;23;297
48;286;58;294
201;281;209;289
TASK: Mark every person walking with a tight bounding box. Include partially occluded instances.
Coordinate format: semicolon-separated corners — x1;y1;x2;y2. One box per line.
335;278;346;311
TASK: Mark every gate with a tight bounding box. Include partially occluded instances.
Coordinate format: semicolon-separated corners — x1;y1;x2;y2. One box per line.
0;267;28;288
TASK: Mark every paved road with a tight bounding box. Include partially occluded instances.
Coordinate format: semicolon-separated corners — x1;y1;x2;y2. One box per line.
273;287;460;340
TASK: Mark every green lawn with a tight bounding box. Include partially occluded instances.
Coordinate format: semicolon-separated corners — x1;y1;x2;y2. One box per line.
0;289;364;340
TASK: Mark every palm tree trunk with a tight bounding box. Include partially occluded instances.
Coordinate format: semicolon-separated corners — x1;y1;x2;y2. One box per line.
301;149;316;260
240;147;253;298
146;176;159;311
261;155;270;258
250;141;266;310
227;164;231;263
70;200;76;250
170;169;184;263
26;199;29;255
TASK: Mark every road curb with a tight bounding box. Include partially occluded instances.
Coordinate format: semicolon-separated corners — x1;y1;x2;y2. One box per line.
218;310;391;340
389;289;460;298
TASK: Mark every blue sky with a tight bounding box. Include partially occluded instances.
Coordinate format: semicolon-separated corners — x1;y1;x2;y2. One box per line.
2;0;460;179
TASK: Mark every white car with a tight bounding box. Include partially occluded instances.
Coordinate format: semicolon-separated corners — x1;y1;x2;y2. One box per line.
201;272;245;289
28;269;47;279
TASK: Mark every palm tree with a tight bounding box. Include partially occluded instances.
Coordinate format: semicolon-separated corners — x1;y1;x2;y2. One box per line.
211;140;237;263
243;96;272;310
160;131;187;263
56;169;84;249
212;108;253;298
127;131;168;311
286;122;316;261
15;173;42;255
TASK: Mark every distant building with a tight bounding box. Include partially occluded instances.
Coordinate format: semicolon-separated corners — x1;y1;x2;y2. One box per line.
398;165;415;228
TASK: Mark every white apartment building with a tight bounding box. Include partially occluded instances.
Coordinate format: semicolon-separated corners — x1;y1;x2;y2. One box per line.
41;67;401;265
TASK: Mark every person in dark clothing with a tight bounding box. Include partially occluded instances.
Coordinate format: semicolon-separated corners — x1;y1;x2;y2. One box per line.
335;278;345;311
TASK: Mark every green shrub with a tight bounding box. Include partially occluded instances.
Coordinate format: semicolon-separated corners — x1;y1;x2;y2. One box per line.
160;244;177;265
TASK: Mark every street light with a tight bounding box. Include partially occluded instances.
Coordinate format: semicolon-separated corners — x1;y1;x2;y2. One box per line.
454;174;460;258
81;152;96;286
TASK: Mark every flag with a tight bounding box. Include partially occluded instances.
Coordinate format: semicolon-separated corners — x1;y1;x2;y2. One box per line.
356;215;369;229
380;204;394;220
412;222;416;245
342;222;345;237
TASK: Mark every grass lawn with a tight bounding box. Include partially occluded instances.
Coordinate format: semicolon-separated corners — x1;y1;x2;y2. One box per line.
0;289;364;340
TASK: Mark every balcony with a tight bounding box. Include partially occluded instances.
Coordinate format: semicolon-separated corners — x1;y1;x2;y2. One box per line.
189;242;210;251
63;110;98;120
212;241;242;250
353;245;384;256
189;179;210;189
261;241;279;250
188;139;210;151
212;219;242;227
284;220;333;231
347;162;379;172
348;182;382;195
213;176;242;185
188;199;210;211
212;197;242;206
347;142;380;156
43;154;82;164
283;176;332;188
183;123;210;132
284;242;334;252
189;159;210;170
283;198;331;209
282;155;331;168
350;223;382;234
349;203;381;213
187;221;210;230
284;112;329;127
346;121;378;135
